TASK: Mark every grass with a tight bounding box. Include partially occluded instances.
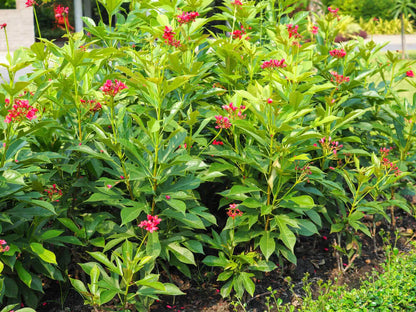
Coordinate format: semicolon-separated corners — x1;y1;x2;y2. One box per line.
273;243;416;311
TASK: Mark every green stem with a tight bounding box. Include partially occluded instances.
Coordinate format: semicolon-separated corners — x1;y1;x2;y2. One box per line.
33;6;42;39
401;120;415;160
230;5;237;43
109;97;118;144
3;27;11;61
73;68;82;142
95;0;104;24
1;124;11;167
197;128;222;157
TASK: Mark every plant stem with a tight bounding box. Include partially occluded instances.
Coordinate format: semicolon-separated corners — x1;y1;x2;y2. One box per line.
33;6;42;39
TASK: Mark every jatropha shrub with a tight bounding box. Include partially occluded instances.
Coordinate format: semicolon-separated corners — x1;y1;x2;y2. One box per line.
0;0;415;310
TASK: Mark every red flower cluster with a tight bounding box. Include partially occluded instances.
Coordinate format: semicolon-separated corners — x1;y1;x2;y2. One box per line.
138;215;162;233
222;102;246;120
261;59;287;69
0;240;9;253
0;23;6;30
295;163;312;183
232;25;249;40
80;99;102;112
381;157;401;177
380;147;393;157
212;139;224;145
100;79;127;96
316;136;343;155
328;7;339;14
379;147;400;176
329;48;346;58
406;70;414;78
231;0;243;6
25;0;37;7
331;71;350;84
215;115;232;129
54;5;69;18
44;184;63;202
311;25;319;35
5;99;38;124
227;203;243;219
177;11;199;25
328;7;340;20
287;24;301;39
163;26;181;47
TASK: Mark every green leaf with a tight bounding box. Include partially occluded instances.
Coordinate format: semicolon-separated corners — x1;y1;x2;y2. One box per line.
40;230;64;240
330;222;345;233
15;261;32;288
202;255;228;267
146;232;161;258
165;199;186;214
167;243;195;265
287;195;315;210
136;275;166;291
100;289;118;305
156;283;185;296
70;278;88;294
273;215;298;253
88;252;121;275
240;272;255;297
58;218;79;233
29;200;57;215
30;243;57;264
259;232;275;261
297;219;319;236
217;270;233;281
120;202;146;226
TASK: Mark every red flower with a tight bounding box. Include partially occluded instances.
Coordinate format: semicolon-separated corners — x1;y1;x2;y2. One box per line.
232;25;249;40
44;184;63;201
227;203;243;219
231;0;243;6
222;102;246;120
80;99;102;112
267;98;273;104
138;215;162;233
329;48;346;58
25;0;37;7
317;136;343;155
215;115;231;129
406;70;414;78
0;240;10;253
5;99;38;124
327;7;340;20
177;11;199;25
0;23;7;29
328;7;339;14
287;24;301;39
212;139;224;145
330;71;350;84
311;25;319;35
100;79;127;96
261;59;287;69
163;26;181;47
54;5;69;19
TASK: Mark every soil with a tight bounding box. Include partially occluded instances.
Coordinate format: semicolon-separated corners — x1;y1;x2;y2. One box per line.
36;209;416;312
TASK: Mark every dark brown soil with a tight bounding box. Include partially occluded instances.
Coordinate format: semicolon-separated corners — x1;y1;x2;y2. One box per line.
36;209;416;312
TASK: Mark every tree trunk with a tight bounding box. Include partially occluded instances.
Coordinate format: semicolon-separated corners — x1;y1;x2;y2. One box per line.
401;13;406;59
